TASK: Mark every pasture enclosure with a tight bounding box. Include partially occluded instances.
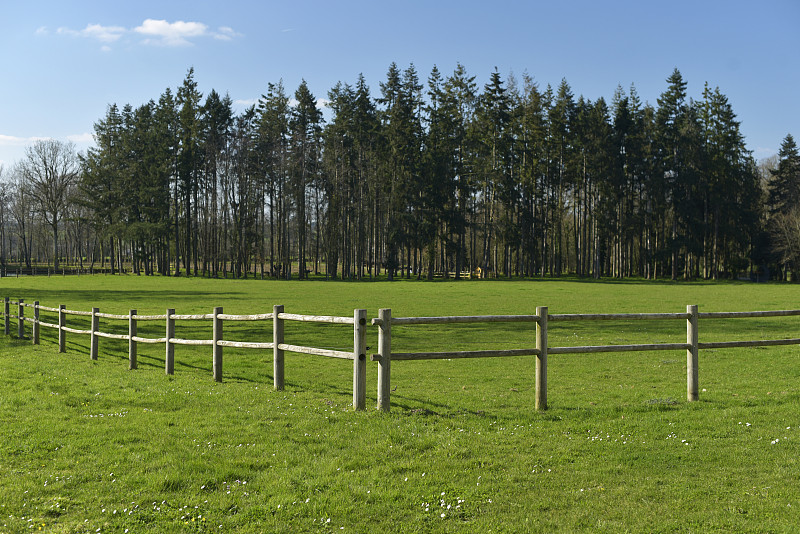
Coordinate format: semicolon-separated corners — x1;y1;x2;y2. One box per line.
6;295;800;412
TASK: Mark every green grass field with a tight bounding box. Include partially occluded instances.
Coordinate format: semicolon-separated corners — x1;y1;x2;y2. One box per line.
1;276;799;532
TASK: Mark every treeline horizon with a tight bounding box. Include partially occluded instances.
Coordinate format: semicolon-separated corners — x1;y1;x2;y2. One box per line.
1;64;799;281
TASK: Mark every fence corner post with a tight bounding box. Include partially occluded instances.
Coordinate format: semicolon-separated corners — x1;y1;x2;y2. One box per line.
90;307;100;360
129;309;137;370
17;299;24;339
536;306;548;411
687;304;699;401
58;305;66;353
273;305;284;390
377;308;392;412
4;297;10;335
165;308;175;375
353;309;367;411
213;306;223;382
33;301;39;345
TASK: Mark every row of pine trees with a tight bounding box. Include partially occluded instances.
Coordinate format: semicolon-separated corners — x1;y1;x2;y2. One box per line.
3;65;800;280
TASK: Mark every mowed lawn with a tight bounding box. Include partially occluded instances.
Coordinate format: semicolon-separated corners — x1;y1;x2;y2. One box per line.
0;275;798;533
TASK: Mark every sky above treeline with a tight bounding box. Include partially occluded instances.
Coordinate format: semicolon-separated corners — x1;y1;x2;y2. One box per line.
1;0;798;168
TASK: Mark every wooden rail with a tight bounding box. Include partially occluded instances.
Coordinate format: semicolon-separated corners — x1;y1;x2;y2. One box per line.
2;297;368;411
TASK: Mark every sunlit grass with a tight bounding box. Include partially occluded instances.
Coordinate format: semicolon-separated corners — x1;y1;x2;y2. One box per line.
1;276;799;532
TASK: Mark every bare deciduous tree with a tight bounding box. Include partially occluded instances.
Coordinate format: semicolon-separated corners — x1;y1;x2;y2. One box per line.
19;139;79;269
771;208;800;278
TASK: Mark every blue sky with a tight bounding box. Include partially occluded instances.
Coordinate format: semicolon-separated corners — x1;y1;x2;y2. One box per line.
1;0;798;168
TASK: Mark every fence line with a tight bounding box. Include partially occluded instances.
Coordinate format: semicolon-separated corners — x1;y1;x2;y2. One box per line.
4;297;800;413
2;297;367;411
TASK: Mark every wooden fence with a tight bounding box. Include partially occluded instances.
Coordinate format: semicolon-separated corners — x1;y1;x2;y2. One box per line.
4;297;800;412
3;297;368;410
370;305;800;412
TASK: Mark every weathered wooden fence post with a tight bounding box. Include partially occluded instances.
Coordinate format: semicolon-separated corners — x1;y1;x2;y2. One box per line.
213;306;223;382
90;307;100;360
58;305;66;352
165;308;175;375
536;306;548;411
353;309;367;411
17;299;24;339
129;309;137;370
273;305;285;390
4;297;10;335
32;301;39;345
377;308;392;412
687;304;699;401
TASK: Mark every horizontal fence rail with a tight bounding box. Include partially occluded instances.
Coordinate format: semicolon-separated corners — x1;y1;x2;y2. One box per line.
4;297;800;413
382;348;542;361
549;312;691;321
383;314;540;326
547;343;692;354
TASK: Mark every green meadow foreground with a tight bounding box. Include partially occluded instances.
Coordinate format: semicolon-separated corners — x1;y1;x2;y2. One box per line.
0;276;798;533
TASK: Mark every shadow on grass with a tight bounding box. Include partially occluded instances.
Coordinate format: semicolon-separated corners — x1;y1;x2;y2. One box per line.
5;288;245;313
424;275;767;287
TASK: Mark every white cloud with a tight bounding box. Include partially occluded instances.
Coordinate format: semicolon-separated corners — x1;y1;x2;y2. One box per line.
134;19;208;46
82;23;126;43
67;133;94;144
234;99;259;108
35;26;49;36
0;134;40;147
50;19;241;49
57;23;125;43
213;26;242;41
0;133;91;148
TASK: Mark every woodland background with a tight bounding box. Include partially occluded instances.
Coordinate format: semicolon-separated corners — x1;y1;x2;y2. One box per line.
1;65;799;281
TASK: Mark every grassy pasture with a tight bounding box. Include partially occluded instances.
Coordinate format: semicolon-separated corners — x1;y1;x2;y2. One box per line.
0;276;799;533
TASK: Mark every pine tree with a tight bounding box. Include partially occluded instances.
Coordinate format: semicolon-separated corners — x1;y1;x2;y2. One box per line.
515;74;547;277
443;63;478;278
656;68;693;279
290;80;323;280
547;79;576;275
200;90;231;275
352;75;381;279
378;63;422;280
176;67;203;275
80;103;125;273
767;134;800;217
421;65;453;279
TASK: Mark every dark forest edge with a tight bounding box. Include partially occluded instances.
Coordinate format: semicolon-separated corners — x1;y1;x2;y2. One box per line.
0;65;798;282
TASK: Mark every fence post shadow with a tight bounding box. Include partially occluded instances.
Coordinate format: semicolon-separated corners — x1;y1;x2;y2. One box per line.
165;308;175;375
273;304;285;390
536;306;548;411
376;308;392;412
